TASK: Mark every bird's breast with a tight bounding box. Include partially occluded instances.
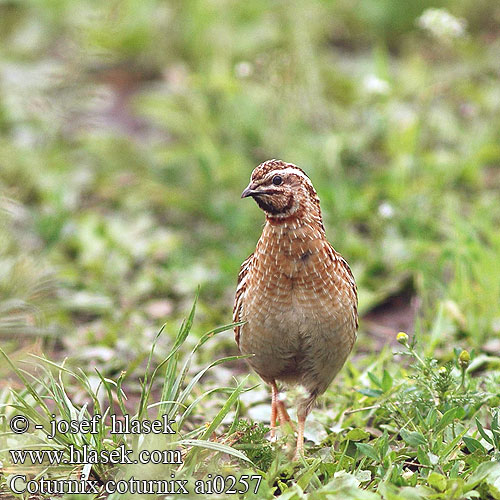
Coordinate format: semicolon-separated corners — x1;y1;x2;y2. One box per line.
243;225;349;333
238;220;357;384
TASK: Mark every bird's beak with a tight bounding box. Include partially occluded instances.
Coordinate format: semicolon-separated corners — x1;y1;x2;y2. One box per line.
241;182;260;199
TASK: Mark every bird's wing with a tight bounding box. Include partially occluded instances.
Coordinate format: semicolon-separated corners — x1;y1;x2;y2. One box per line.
233;252;254;346
326;241;359;329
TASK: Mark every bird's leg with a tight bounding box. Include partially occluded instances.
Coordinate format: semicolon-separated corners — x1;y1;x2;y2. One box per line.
271;382;290;424
271;381;295;432
270;381;279;439
295;413;306;459
277;399;291;424
294;391;317;460
277;399;296;432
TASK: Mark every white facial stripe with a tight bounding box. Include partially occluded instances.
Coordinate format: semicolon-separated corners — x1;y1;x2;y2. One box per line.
267;166;310;181
267;167;317;196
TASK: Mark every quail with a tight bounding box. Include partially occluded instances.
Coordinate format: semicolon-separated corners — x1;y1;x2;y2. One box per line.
234;159;358;457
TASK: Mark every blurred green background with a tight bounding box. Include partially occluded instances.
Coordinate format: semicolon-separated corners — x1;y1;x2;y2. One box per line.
1;0;499;381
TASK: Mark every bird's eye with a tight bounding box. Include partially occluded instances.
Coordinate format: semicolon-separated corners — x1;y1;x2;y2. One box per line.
272;175;282;186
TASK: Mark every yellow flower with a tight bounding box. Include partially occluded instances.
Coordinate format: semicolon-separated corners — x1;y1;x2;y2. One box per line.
458;350;470;368
396;332;409;345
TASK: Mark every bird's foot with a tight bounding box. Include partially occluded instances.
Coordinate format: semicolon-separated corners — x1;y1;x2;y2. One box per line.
268;420;294;442
269;424;277;441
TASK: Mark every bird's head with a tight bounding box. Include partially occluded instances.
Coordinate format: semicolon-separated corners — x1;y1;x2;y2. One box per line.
241;159;322;221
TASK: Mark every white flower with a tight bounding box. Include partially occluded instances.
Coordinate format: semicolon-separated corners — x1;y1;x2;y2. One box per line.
378;202;395;219
363;74;390;96
418;8;467;39
234;61;253;78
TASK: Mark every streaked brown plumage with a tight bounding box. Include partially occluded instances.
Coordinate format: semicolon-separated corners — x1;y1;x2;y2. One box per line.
234;159;358;457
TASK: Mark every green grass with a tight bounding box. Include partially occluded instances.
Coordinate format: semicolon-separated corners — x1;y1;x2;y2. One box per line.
1;0;500;498
1;305;500;499
0;299;254;495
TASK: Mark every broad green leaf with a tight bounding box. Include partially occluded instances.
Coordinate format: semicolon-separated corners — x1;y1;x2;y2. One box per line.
428;472;447;492
357;388;383;398
463;436;486;454
400;429;427;448
381;370;393;392
345;428;370;441
476;417;494;445
436;407;465;432
465;462;500;491
367;372;382;389
355;442;379;461
416;446;430;466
